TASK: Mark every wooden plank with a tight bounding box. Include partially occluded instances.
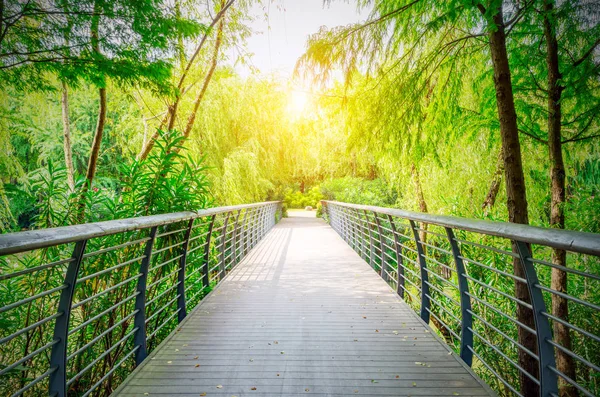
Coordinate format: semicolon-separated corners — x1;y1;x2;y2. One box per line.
112;214;495;397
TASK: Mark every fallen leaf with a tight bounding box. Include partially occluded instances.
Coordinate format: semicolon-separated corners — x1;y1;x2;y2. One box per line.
167;361;172;364
375;329;379;333
144;393;149;396
453;393;460;396
216;385;223;389
200;393;207;396
194;356;199;359
276;373;280;376
250;387;257;390
412;382;417;387
305;388;310;392
392;331;398;335
195;364;200;368
395;375;400;379
371;380;378;383
280;351;285;354
354;390;358;393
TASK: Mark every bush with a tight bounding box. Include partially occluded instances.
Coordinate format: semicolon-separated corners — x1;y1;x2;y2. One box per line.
320;177;397;206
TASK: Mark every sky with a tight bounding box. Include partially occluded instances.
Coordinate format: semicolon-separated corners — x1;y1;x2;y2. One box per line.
233;0;371;79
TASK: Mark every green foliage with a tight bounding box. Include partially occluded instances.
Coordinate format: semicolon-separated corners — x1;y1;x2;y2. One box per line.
284;186;323;209
320;177;397;207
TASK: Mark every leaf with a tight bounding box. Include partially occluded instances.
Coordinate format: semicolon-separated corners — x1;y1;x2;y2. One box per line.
200;394;207;396
216;385;223;389
251;387;257;390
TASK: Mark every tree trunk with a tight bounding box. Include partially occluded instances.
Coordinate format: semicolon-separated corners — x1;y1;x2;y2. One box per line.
482;149;504;215
543;2;577;396
485;4;537;395
61;81;75;191
137;0;235;160
182;7;225;139
79;2;106;220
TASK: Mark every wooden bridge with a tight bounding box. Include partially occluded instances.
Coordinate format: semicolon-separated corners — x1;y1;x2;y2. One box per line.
1;201;599;397
113;212;492;396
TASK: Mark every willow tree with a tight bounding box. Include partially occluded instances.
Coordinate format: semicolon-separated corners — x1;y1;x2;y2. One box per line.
298;0;548;394
1;0;201;218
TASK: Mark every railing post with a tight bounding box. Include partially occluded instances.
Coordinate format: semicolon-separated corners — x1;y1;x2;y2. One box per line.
445;227;473;367
219;212;231;279
356;209;368;263
48;239;88;397
231;210;241;267
203;215;216;288
373;212;387;281
177;219;195;323
515;241;559;397
387;215;405;299
363;210;376;268
133;226;158;366
409;220;430;324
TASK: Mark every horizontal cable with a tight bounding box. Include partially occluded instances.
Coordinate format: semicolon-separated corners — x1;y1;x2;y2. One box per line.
528;257;600;281
541;311;600;344
422;267;459;289
422;280;461;307
425;294;462;325
147;309;180;341
466;292;536;335
535;284;600;312
72;273;142;310
0;257;74;282
546;339;600;373
425;307;460;340
420;254;456;275
80;346;139;397
468;346;523;397
0;338;59;376
0;284;68;314
468;309;539;360
83;237;149;259
414;227;447;239
147;267;179;290
156;227;188;239
460;256;526;284
454;238;518;258
0;312;63;345
146;294;180;324
67;326;138;387
69;292;139;336
148;254;183;273
153;240;186;255
68;310;138;361
10;366;56;397
77;255;145;284
547;366;595;397
464;274;533;310
146;281;180;307
418;240;453;256
470;327;540;385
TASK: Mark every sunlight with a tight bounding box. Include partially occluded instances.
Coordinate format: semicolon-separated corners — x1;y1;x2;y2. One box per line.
288;90;309;118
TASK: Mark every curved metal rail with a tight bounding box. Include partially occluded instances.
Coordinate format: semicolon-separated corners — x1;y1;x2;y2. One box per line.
0;201;282;397
322;200;600;397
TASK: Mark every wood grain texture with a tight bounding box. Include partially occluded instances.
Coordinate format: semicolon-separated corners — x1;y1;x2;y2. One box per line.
113;213;494;397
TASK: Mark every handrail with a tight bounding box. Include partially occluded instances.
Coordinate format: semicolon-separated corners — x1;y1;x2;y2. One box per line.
322;200;600;397
0;201;281;255
323;201;600;256
0;201;282;397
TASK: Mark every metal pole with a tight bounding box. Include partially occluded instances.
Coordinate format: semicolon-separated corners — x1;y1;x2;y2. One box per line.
219;212;231;280
133;227;158;365
373;211;387;281
445;227;473;366
387;215;405;298
410;220;430;324
177;219;195;323
362;210;376;270
203;215;216;288
515;241;559;397
48;239;88;397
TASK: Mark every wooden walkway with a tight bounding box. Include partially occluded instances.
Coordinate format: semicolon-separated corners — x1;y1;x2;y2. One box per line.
114;212;494;396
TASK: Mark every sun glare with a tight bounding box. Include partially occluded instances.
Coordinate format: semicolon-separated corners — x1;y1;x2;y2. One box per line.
288;90;309;118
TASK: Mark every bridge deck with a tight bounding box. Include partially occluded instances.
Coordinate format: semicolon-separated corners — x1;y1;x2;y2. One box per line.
114;212;493;396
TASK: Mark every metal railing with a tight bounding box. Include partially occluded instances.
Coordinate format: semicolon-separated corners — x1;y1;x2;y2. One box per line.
322;200;600;397
0;201;281;397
